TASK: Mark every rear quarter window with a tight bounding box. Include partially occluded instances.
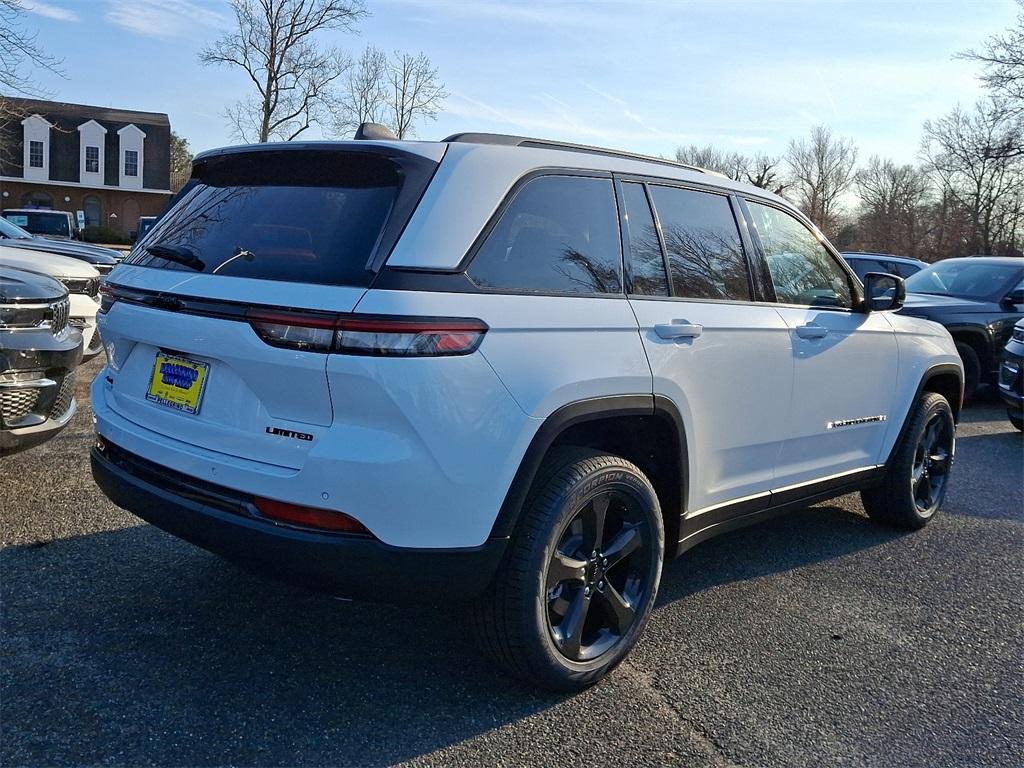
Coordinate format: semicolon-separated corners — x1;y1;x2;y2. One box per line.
467;175;623;295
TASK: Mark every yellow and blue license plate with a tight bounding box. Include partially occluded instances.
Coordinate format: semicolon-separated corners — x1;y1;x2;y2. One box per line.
146;353;210;415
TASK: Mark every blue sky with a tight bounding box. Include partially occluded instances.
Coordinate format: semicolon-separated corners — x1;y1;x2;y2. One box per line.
18;0;1021;163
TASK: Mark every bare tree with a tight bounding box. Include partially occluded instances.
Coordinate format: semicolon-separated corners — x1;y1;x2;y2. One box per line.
674;144;746;178
1;0;61;96
958;0;1024;108
384;51;447;139
784;125;858;236
1;0;63;163
853;157;933;258
921;99;1024;255
742;153;787;194
674;145;785;193
199;0;366;142
333;45;387;135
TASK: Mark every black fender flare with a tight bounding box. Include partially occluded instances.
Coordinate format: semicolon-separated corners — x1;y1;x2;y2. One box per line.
883;363;964;469
487;394;689;540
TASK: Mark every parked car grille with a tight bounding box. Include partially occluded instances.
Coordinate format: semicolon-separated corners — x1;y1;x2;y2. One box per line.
49;297;70;336
0;387;40;425
49;372;75;419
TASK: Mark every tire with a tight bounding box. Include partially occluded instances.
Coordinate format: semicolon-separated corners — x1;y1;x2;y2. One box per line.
473;448;664;691
861;392;955;530
1010;412;1024;432
955;342;981;402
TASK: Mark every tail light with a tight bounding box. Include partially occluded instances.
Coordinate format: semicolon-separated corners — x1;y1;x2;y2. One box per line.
247;310;487;356
254;497;372;535
98;283;116;314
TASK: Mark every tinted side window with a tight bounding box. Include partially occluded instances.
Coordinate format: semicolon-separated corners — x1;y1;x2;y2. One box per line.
648;186;750;301
468;176;622;294
894;261;922;278
621;182;668;296
747;201;853;308
850;259;868;280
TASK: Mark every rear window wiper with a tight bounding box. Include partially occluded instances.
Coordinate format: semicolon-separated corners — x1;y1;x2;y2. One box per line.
146;243;205;271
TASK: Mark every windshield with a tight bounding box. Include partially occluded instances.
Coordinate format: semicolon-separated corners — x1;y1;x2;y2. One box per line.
0;216;33;240
905;260;1024;300
125;149;424;287
4;211;71;237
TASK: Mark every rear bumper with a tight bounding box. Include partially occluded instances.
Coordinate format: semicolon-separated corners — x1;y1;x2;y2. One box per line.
90;440;508;603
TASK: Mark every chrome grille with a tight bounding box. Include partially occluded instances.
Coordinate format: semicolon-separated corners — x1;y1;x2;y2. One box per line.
49;297;70;336
1;387;40;425
49;372;75;419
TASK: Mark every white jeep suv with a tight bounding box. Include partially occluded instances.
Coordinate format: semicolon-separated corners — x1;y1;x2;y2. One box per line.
90;131;963;690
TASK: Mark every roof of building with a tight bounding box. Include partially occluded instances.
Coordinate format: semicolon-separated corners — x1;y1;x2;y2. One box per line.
3;97;169;126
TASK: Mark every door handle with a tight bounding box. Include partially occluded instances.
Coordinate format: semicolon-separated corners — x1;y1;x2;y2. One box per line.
795;323;828;339
655;322;703;340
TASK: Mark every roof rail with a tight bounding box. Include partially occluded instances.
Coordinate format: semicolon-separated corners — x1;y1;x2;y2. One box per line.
441;132;714;175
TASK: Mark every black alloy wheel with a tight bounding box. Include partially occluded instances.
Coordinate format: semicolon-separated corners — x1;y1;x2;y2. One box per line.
911;411;953;516
545;489;655;662
473;449;664;691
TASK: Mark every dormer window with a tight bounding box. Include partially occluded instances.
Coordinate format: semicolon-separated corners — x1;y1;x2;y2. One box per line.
77;119;107;183
29;141;44;168
85;146;100;173
21;114;51;181
124;150;139;177
117;123;145;189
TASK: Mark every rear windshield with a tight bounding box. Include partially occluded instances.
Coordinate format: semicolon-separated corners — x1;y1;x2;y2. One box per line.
126;149;431;287
5;211;70;237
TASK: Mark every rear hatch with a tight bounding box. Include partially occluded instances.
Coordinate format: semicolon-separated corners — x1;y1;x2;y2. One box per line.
98;143;444;469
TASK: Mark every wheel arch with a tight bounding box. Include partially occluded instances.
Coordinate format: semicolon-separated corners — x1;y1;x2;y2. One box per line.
489;395;689;559
885;363;964;467
949;327;992;372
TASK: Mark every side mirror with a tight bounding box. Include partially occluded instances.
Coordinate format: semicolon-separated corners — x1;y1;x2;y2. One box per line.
1001;288;1024;309
863;272;905;312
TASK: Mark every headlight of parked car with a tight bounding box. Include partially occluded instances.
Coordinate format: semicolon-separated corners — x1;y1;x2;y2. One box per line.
59;277;99;298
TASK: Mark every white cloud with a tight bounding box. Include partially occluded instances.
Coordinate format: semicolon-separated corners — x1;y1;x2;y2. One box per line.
23;1;79;22
105;0;229;40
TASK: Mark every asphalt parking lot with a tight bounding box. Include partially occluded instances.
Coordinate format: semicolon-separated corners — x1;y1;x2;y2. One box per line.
2;357;1022;768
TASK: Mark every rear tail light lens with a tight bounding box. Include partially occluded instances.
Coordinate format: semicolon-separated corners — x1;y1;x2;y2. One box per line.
247;310;487;356
98;283;116;314
247;310;337;352
254;497;372;535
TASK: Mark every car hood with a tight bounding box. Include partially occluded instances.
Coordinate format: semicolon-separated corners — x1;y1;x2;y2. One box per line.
900;292;1000;314
2;237;119;264
0;265;66;303
0;244;101;279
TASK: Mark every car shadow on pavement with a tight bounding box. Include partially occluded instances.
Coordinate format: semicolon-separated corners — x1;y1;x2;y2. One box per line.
1;500;907;767
655;504;903;604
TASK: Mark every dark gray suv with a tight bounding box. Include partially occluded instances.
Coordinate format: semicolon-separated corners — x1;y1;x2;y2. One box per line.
0;266;83;456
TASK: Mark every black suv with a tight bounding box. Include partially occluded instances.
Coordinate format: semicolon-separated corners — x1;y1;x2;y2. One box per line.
0;266;83;456
902;257;1024;398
